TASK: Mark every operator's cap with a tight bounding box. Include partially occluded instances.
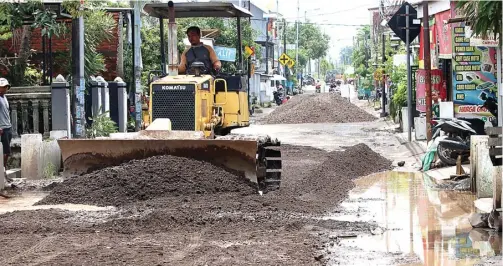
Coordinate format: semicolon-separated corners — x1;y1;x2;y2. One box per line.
0;78;10;88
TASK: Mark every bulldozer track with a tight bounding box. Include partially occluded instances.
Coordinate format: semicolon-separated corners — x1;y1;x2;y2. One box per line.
216;134;282;192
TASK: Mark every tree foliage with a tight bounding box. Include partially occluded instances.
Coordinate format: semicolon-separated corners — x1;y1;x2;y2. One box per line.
57;1;115;82
0;0;115;86
351;26;371;78
339;46;353;65
456;1;502;43
320;58;334;77
285;21;330;69
0;0;64;39
0;0;69;85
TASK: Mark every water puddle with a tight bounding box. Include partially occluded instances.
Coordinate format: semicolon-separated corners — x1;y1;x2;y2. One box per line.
0;192;114;214
326;171;502;265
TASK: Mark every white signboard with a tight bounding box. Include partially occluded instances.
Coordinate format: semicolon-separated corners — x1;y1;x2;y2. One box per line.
341;85;351;99
465;27;499;47
470;37;499;47
286;44;296;50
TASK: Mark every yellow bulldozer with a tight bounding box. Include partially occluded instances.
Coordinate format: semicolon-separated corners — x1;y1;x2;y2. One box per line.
57;1;282;193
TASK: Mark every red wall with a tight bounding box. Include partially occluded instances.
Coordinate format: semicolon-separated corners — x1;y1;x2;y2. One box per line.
0;13;120;81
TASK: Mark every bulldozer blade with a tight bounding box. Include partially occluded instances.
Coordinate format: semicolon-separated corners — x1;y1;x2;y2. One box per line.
58;137;281;192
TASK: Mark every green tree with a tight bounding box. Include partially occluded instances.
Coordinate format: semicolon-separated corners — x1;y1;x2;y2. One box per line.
0;0;66;85
60;1;115;82
352;26;371;78
456;1;502;43
339;46;353;65
320;58;333;77
285;21;330;70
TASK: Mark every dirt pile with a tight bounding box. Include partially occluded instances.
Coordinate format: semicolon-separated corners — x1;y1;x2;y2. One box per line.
261;94;376;124
291;143;392;209
0;143;395;265
36;155;256;207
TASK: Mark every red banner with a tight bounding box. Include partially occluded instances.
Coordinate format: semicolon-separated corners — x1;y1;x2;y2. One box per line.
415;69;445;112
435;10;452;58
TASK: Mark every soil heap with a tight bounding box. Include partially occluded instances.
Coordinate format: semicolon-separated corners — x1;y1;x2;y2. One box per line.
2;143;395;265
261;93;376;124
291;143;393;209
36;155;256;207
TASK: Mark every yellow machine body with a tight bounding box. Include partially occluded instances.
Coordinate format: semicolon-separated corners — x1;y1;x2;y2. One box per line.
56;1;282;194
148;74;250;137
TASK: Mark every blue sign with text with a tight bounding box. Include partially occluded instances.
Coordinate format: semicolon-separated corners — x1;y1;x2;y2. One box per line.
214;46;236;62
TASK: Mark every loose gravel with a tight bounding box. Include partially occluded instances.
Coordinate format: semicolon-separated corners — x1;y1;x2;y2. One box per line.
260;94;377;124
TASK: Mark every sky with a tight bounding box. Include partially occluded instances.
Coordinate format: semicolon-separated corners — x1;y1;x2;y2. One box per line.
251;0;378;63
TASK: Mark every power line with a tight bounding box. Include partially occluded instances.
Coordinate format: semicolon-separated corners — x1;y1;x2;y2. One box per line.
250;18;368;27
281;4;373;20
300;22;369;27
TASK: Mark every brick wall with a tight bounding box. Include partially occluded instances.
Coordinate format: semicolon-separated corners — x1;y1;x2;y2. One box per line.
0;13;120;81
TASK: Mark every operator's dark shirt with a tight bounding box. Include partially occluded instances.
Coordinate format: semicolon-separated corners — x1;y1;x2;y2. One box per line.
178;43;221;74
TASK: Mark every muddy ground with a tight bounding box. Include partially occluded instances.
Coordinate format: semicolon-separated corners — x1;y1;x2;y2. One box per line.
0;143;392;265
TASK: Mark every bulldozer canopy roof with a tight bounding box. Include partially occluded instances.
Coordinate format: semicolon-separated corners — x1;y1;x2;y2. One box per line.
143;2;253;18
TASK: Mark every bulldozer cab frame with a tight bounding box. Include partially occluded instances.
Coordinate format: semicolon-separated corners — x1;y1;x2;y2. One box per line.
143;1;252;79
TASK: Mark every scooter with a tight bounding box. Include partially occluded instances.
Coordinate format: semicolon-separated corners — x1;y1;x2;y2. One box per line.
328;83;336;93
433;118;483;165
481;93;498;126
315;84;321;93
273;90;284;106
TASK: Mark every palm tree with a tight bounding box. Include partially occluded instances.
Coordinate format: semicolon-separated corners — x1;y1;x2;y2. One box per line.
456;1;502;42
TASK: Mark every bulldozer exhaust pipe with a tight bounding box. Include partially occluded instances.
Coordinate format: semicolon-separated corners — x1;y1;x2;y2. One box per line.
167;1;178;76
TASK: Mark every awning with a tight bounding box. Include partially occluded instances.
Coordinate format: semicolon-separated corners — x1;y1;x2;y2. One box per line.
271;74;286;81
144;2;253;18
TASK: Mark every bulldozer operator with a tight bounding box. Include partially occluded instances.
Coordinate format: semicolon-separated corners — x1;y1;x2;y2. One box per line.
178;26;222;74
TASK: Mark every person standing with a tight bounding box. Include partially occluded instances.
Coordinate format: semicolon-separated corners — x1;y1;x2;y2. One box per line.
0;78;12;173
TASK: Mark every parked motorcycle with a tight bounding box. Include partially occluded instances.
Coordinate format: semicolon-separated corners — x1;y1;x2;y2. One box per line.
328;83;335;92
273;90;284;105
432;118;485;165
481;93;498;126
315;84;321;93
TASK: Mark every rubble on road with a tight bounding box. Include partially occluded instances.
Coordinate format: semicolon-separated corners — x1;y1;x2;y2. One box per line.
36;143;392;214
36;155;256;207
260;94;376;124
4;142;394;265
295;143;393;208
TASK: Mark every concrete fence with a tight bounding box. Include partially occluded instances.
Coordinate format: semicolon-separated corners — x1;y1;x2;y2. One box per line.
7;86;52;137
6;78;128;179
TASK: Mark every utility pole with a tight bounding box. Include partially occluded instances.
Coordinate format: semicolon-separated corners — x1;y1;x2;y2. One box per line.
133;2;143;131
72;1;85;138
423;2;432;141
406;4;412;142
265;18;269;74
381;33;387;117
498;46;503;127
283;18;287;78
275;0;279;74
295;0;299;77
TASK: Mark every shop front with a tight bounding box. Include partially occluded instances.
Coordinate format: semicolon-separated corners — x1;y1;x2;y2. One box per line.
417;2;499;126
449;2;498;125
